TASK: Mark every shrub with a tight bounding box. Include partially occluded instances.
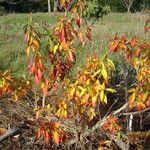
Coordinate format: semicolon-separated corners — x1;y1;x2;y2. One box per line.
84;0;110;19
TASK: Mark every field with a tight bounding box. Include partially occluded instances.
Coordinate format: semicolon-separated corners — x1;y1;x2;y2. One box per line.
0;12;149;76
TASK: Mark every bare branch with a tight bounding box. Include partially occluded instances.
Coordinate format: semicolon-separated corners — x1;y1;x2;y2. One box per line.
121;106;150;116
66;103;128;148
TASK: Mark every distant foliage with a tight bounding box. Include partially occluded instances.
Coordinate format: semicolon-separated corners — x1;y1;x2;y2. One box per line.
0;6;5;16
84;0;110;19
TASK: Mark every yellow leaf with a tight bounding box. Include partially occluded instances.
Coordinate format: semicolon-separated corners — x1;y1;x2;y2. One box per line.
99;82;105;90
91;96;97;107
53;45;59;54
36;110;41;119
129;92;136;103
26;47;30;57
103;95;107;104
70;87;75;98
88;108;96;120
62;110;67;118
100;91;104;102
92;69;101;78
78;86;86;97
29;36;33;45
128;88;136;93
143;91;149;102
107;59;115;69
101;63;107;80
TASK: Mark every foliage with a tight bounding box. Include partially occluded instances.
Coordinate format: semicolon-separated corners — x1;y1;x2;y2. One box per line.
0;6;5;15
109;35;150;110
0;0;150;149
84;0;110;19
0;0;150;13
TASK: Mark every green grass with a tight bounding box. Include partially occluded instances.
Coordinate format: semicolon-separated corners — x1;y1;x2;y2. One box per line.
0;12;149;76
0;12;61;76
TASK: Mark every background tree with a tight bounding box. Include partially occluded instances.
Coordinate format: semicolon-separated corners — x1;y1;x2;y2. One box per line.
119;0;136;13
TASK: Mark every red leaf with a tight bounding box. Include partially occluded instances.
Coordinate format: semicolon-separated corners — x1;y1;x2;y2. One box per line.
49;52;55;63
53;82;59;89
44;131;50;144
36;128;41;139
37;69;42;81
76;17;82;28
35;74;40;84
109;42;119;52
60;28;66;43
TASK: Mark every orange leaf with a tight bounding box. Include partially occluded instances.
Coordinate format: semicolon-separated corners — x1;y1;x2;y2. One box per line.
45;131;50;143
86;27;92;41
78;32;85;46
68;50;75;63
130;36;137;46
53;131;59;145
0;128;7;136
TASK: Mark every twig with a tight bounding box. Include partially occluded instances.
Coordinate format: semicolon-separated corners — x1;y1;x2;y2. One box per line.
66;103;128;148
121;106;150;116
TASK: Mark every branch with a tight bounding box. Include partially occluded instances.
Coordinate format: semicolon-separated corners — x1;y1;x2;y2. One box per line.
0;127;21;142
66;103;128;148
0;120;32;143
5;0;24;5
106;133;127;150
121;106;150;116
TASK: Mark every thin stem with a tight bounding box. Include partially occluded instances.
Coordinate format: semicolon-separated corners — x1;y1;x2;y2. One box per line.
42;94;46;108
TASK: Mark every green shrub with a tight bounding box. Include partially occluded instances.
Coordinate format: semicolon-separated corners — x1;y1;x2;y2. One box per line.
84;0;110;19
0;6;6;16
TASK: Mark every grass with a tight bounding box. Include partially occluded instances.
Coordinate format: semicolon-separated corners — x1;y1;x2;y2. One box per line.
0;12;60;76
0;12;149;76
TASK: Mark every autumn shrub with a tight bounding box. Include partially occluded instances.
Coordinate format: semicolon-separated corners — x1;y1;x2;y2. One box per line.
0;1;150;150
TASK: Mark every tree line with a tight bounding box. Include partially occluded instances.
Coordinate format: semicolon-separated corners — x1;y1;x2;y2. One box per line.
0;0;150;14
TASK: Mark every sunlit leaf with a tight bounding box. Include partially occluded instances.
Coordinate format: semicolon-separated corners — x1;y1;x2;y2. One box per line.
107;59;115;69
53;131;59;145
129;92;136;103
103;95;107;104
70;87;76;98
101;63;107;80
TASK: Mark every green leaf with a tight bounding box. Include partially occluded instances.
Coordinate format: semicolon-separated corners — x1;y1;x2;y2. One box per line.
107;59;115;69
